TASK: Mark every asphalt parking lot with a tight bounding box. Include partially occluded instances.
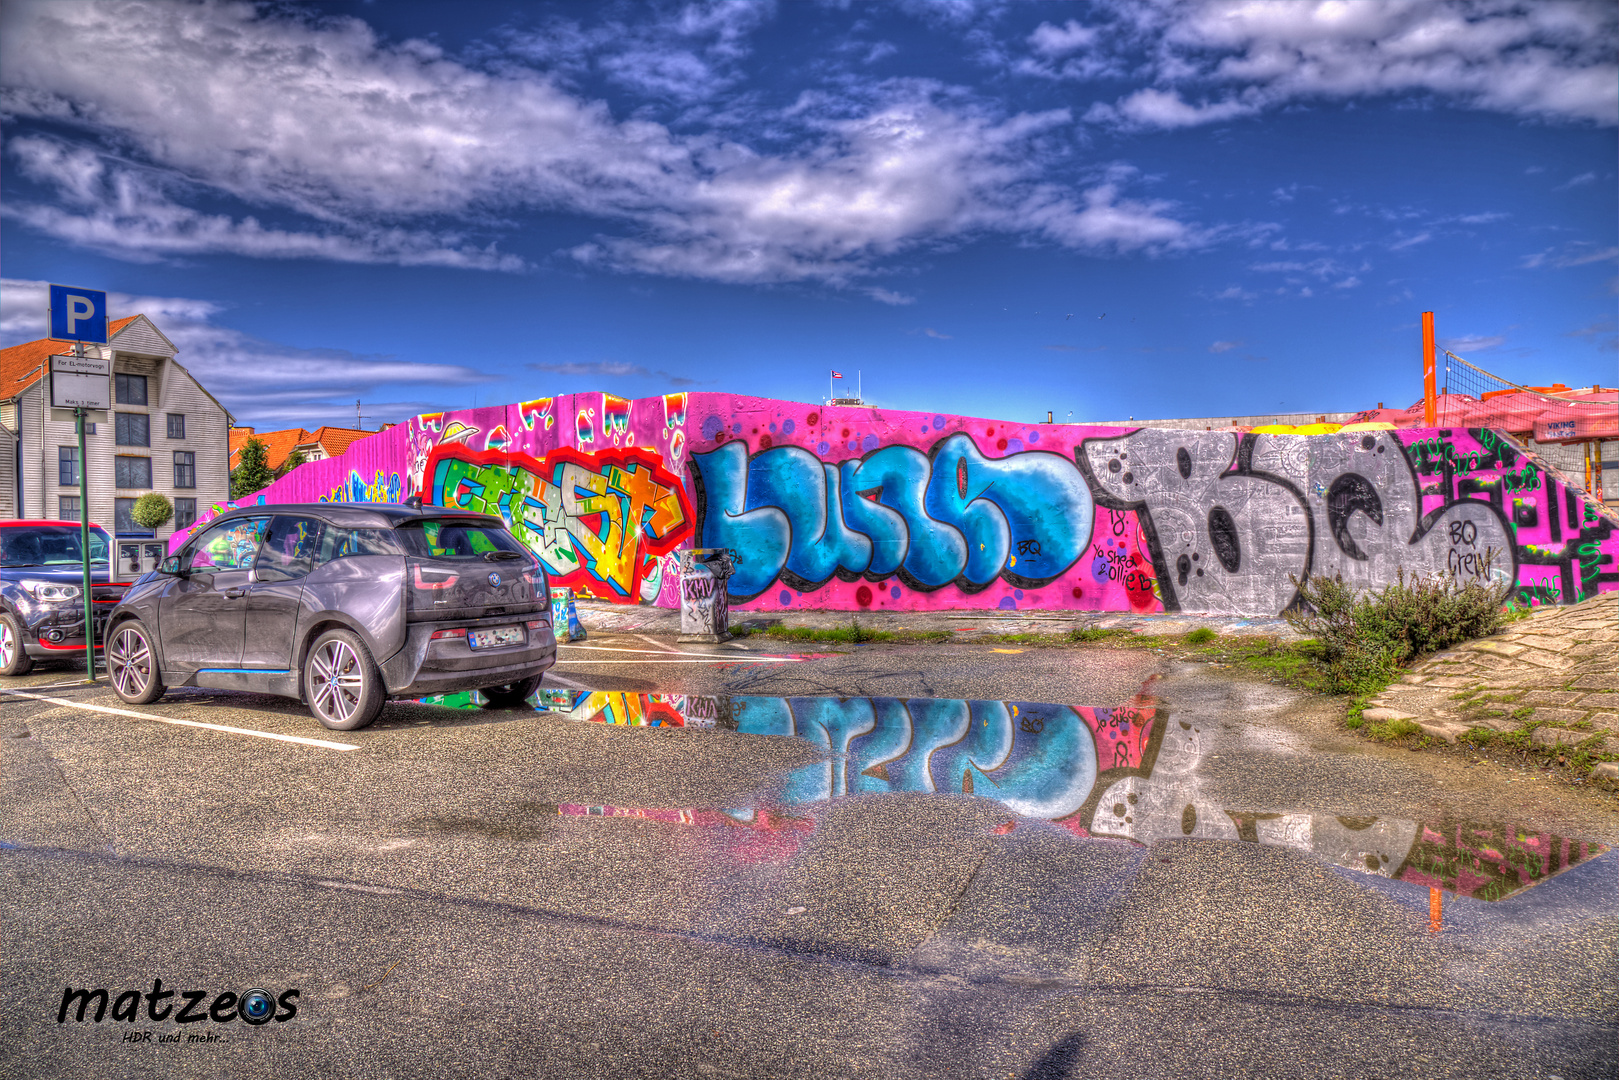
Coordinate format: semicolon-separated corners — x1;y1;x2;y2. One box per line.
3;632;1616;1079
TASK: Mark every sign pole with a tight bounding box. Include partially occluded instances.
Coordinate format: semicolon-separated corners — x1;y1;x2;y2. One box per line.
76;404;95;682
1421;311;1437;427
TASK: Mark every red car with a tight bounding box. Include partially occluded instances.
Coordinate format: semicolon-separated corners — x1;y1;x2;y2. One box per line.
0;520;127;676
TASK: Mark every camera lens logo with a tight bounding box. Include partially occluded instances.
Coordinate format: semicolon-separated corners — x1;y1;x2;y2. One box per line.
238;989;275;1026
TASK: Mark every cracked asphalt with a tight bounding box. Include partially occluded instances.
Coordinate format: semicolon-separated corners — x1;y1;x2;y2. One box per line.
2;633;1615;1080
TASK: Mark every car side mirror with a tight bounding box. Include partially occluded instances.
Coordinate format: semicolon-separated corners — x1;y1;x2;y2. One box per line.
161;556;185;576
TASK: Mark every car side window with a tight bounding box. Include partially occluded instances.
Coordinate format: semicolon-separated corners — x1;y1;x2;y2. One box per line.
254;517;326;583
315;526;400;567
183;517;270;572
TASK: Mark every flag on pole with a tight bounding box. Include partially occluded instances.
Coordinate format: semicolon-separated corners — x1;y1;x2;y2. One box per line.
831;371;843;378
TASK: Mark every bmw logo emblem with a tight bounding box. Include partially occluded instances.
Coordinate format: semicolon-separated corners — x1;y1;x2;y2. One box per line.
488;572;502;587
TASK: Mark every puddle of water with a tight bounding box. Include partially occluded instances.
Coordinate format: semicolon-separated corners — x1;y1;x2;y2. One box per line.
415;688;1608;901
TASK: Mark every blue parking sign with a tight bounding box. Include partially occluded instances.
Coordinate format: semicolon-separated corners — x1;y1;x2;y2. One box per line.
49;284;108;343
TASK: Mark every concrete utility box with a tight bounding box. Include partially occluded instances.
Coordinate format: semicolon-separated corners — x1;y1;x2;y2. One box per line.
677;548;736;643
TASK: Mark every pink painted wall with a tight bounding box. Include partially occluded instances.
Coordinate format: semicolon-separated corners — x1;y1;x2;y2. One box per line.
184;392;1618;616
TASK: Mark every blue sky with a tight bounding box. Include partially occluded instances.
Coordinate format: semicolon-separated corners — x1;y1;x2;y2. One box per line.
2;0;1614;430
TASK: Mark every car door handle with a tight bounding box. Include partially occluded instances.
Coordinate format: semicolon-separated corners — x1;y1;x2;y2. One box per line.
224;588;246;599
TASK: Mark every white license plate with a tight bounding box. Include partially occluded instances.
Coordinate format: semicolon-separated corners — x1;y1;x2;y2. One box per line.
468;626;525;650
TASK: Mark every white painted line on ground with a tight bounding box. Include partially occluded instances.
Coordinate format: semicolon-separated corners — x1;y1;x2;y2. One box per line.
635;633;680;654
0;688;361;751
543;672;592;689
552;657;798;665
558;644;779;659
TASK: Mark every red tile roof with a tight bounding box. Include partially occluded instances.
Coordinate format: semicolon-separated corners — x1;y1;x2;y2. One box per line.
228;425;374;472
0;316;140;400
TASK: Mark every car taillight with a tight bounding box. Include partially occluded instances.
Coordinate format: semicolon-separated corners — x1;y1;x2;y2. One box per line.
413;566;460;590
525;619;546;630
430;627;467;641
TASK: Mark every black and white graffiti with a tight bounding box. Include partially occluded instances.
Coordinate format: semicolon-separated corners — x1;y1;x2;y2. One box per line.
1077;430;1515;613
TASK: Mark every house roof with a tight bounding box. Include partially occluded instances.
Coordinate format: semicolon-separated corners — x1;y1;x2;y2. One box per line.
0;316;140;400
229;425;374;472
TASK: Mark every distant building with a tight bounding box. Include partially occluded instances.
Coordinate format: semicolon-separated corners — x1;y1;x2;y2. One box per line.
229;425;372;474
1;316;232;560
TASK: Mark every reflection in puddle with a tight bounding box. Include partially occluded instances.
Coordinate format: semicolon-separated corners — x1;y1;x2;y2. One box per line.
417;688;1609;900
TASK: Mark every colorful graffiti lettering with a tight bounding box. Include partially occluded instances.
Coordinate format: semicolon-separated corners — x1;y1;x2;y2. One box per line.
321;469;402;505
519;398;554;432
219;392;1617;613
603;395;630;445
427;442;693;601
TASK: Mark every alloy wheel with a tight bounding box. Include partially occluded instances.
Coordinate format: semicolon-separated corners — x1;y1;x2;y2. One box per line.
309;639;366;725
0;621;14;669
109;627;152;698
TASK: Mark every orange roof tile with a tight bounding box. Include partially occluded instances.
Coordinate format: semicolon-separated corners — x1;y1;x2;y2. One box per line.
306;426;373;457
1;316;140;399
228;427;311;473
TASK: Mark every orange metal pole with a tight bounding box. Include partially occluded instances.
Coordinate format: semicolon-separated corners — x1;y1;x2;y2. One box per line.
1428;887;1443;933
1422;312;1437;427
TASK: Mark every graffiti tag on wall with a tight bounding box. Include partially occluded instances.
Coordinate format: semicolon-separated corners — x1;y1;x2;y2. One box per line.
427;443;693;601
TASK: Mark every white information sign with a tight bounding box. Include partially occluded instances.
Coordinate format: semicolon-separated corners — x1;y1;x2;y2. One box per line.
50;354;111;411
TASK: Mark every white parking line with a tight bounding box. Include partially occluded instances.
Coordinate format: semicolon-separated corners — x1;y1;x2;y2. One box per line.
558;644;786;659
634;634;680;654
543;672;592;690
553;657;797;665
0;689;361;751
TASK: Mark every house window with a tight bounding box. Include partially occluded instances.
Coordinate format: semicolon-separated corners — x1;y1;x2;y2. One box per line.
174;498;197;531
173;451;195;489
114;498;149;535
115;456;152;489
116;412;150;447
167;413;186;440
58;446;80;486
59;496;81;521
115;373;148;406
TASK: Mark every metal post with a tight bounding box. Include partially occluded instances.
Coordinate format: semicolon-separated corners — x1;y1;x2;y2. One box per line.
1421;312;1436;427
1597;441;1606;503
76;406;94;681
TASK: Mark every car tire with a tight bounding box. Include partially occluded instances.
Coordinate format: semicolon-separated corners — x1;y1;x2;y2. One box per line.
1;612;34;677
304;628;385;731
107;620;165;704
481;674;543;708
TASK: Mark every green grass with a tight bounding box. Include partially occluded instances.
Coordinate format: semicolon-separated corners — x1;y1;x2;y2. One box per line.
1067;627;1133;643
1368;717;1423;741
1185;627;1217;645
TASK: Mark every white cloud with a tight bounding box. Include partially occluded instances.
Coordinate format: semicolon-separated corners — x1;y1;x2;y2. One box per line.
525;359;702;385
867;287;916;305
1084;0;1618;129
1439;334;1506;353
4;138;524;270
1086;88;1262;129
1521;243;1619;269
1554;171;1598;189
921;327;952;339
1028;19;1099;58
1;278;489;427
1208;339;1241;352
0;1;1201;290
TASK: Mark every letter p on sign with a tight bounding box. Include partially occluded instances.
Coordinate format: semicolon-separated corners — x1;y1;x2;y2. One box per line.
49;284;108;344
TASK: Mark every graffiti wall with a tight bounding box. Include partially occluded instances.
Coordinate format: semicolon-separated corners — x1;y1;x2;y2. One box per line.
197;392;1618;615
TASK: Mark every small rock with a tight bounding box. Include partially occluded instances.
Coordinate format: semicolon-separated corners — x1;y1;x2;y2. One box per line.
1361;708;1415;723
1589;762;1619;782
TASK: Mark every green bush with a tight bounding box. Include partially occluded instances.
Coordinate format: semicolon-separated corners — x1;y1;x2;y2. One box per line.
1185;627;1216;645
130;492;174;529
1285;562;1507;695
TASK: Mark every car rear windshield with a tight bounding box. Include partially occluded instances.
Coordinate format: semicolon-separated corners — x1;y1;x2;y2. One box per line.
396;518;528;559
1;526;111;567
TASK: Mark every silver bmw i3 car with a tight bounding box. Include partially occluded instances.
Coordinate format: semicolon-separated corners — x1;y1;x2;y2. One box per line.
102;503;556;729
